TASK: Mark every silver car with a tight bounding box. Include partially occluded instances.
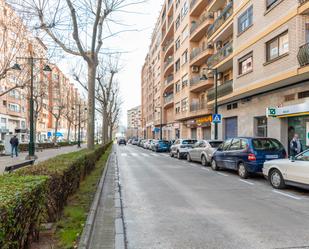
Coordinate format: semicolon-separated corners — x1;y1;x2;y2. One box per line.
187;140;223;166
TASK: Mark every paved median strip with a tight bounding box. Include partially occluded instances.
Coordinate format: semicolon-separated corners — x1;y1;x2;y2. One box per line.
273;190;302;200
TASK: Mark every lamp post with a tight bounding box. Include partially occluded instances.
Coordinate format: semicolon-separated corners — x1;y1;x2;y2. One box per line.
13;56;52;159
155;107;163;140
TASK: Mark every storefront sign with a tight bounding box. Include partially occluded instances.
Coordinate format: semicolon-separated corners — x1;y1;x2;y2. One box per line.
307;122;309;147
267;102;309;117
186;115;213;127
196;115;212;125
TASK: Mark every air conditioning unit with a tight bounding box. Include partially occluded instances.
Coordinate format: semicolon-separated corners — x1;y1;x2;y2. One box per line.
192;66;200;73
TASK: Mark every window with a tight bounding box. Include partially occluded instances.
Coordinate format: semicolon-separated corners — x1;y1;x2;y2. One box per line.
222;139;233;151
175;81;181;93
181;98;188;112
182;50;188;65
175;0;180;9
296;150;309;161
175;102;181;114
266;32;289;62
238;52;253;75
182;26;189;42
175;14;181;30
8;103;20;112
238;6;253;34
229;138;241;150
252;138;284;151
181;1;189;19
175;37;181;50
255;116;267;137
298;90;309;99
266;0;279;10
182;74;188;87
175;59;181;72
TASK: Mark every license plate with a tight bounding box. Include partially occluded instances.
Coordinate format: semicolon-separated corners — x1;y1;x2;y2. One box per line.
266;155;278;159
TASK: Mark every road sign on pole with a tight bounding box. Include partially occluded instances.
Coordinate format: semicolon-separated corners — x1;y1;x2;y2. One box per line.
212;114;222;124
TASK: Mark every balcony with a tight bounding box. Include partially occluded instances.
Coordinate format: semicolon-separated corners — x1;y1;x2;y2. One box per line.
207;1;233;39
164;94;174;108
190;100;208;112
165;74;174;85
207;80;233;101
190;0;210;16
190;76;213;92
190;44;213;66
299;0;309;14
297;43;309;67
190;12;214;42
164;56;174;71
207;40;233;68
163;39;173;53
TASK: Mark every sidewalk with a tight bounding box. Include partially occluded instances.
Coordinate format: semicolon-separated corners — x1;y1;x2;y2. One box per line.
0;144;86;174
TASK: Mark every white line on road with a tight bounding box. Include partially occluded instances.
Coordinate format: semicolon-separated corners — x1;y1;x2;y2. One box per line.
131;153;138;157
151;153;158;156
272;190;302;200
121;153;127;157
239;179;255;185
141;153;149;157
217;172;228;177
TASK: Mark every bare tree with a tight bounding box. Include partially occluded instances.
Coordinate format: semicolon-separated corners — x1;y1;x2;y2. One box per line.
63;108;74;142
8;0;143;149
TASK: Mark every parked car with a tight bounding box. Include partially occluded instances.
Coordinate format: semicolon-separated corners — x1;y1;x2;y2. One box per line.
170;139;197;159
263;149;309;189
118;138;126;146
187;140;223;166
151;140;171;152
127;139;132;144
211;137;287;178
131;138;139;145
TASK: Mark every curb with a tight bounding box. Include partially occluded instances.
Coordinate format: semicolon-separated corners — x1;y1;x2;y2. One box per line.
78;146;113;249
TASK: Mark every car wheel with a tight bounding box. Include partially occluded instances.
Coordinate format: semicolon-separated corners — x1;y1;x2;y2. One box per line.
187;153;192;162
211;159;219;171
238;163;249;179
177;151;181;160
201;155;207;167
269;169;286;189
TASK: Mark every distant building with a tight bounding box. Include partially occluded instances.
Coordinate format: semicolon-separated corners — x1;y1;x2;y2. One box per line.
127;106;142;138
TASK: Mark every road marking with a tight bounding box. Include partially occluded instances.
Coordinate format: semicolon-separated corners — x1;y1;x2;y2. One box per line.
131;153;138;157
121;153;127;157
151;153;158;156
217;172;228;177
202;168;210;171
239;179;255;185
141;153;149;157
272;190;302;200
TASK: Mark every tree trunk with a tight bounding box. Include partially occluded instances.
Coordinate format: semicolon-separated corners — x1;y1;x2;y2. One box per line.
87;64;96;149
103;108;109;144
53;118;59;143
67;122;71;142
109;124;113;142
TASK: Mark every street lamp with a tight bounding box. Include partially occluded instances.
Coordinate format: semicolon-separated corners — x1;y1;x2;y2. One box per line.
154;106;163;140
13;58;52;160
72;104;87;148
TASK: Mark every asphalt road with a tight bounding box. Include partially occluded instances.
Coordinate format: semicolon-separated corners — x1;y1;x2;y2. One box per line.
117;144;309;249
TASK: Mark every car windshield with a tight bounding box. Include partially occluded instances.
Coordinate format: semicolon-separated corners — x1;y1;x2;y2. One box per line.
182;140;197;144
209;141;223;148
296;150;309;161
252;138;284;151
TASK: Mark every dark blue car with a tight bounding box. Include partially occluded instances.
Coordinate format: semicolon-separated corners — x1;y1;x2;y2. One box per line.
152;140;171;152
211;137;287;178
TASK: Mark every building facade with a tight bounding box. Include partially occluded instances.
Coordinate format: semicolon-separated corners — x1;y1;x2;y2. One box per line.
142;0;309;152
127;105;142;138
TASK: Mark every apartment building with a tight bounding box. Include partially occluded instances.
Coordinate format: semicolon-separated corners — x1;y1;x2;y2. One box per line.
142;0;309;151
127;105;142;138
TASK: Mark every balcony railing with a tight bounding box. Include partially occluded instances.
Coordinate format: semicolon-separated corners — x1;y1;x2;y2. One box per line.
297;43;309;67
190;43;213;61
207;1;233;38
164;94;174;104
207;80;233;101
190;100;207;112
190;12;214;34
207;40;233;68
190;75;208;86
163;39;174;52
168;16;174;28
299;0;309;5
168;0;173;8
190;0;198;10
165;74;174;85
164;56;174;70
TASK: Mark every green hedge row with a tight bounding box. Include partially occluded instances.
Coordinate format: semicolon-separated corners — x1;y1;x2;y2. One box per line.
0;142;112;249
0;175;48;249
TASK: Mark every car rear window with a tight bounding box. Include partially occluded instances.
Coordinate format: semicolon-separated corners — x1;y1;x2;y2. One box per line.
159;140;169;144
252;138;284;151
182;140;197;144
209;141;223;148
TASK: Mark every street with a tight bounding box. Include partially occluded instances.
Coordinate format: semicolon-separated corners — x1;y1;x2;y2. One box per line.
117;144;309;249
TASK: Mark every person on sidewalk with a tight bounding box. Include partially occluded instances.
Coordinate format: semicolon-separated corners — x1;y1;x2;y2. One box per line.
290;133;303;157
10;135;19;158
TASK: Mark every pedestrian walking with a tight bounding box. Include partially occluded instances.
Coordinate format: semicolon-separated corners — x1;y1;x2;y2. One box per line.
290;133;303;157
10;135;19;158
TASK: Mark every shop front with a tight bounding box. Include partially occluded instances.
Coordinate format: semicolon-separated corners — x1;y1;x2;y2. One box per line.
184;115;213;140
267;102;309;153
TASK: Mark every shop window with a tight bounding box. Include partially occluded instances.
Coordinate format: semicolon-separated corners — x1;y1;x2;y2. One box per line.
298;90;309;99
255;116;267;137
266;31;289;62
238;52;253;75
238;5;253;34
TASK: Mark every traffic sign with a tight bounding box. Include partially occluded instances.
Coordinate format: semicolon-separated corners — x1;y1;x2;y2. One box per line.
212;114;222;124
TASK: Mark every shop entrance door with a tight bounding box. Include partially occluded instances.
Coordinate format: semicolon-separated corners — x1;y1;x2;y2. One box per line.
288;116;309;154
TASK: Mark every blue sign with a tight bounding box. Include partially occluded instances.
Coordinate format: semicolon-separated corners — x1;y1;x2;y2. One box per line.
47;132;52;137
212;114;222;124
55;132;63;137
154;128;160;133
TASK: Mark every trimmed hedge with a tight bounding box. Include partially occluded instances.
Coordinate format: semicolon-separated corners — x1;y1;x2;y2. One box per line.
16;143;111;222
0;175;48;249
